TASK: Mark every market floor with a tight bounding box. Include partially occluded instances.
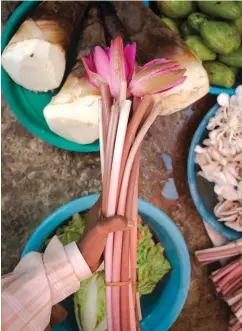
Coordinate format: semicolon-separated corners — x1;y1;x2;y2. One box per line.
1;2;228;331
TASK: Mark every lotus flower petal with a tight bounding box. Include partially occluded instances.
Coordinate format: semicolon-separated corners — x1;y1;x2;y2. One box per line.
81;36;186;98
130;66;186;97
139;58;171;71
81;55;105;88
94;46;111;86
124;43;136;82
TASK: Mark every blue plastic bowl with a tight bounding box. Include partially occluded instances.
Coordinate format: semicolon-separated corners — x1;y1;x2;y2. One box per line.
188;104;242;241
22;194;190;331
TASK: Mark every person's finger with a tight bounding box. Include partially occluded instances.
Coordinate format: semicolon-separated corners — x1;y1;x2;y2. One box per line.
96;215;133;237
78;215;132;272
86;195;102;230
44;325;52;331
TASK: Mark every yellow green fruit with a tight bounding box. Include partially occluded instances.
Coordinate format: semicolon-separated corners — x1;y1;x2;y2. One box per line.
197;1;240;20
200;21;241;55
203;61;236;88
186;35;216;61
156;0;195;19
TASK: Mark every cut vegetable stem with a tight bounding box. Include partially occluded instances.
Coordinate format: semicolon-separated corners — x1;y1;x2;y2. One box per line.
196;239;242;264
105;100;131;331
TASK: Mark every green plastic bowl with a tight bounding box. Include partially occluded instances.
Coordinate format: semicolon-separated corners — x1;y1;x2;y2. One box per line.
1;1;100;152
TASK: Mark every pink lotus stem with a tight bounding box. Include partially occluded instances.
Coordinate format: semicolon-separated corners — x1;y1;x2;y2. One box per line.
199;252;242;264
111;151;140;331
102;105;119;331
235;307;242;322
196;239;242;264
119;104;160;331
222;276;242;296
119;103;161;212
130;149;141;324
105;100;131;331
117;96;153;196
233;299;242;313
225;288;242;305
133;97;142;114
136;292;142;322
102;105;119;216
131;159;140;290
111;99;151;331
120;151;140;331
98;101;105;179
212;259;241;283
216;266;242;293
129;283;137;331
229;319;242;331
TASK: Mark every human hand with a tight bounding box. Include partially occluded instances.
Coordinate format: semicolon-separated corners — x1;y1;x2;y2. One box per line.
78;197;132;272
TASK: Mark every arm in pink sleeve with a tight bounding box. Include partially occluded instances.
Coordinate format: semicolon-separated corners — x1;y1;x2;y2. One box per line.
1;236;92;331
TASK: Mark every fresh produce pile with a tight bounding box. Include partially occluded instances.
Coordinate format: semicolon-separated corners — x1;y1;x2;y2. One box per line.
156;0;242;88
195;86;242;232
196;239;242;330
47;213;171;331
1;1;209;145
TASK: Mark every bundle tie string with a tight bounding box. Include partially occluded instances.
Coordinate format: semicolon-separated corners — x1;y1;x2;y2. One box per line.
105;279;131;287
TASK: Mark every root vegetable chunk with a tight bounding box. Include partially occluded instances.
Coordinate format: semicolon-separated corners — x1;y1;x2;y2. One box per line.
1;1;88;92
44;5;106;145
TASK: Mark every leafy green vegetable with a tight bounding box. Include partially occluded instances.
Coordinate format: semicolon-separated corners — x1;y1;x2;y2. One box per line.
48;214;171;331
74;271;106;331
46;213;86;246
137;224;171;295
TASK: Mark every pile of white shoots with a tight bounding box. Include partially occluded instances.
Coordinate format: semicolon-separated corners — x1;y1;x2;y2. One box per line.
195;86;242;232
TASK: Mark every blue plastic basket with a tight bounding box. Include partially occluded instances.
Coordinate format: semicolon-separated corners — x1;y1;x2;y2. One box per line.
22;195;190;331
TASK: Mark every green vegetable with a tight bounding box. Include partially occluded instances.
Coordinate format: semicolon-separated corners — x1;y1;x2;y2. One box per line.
49;215;171;330
180;21;196;38
219;46;242;68
200;21;241;55
156;0;195;19
238;2;242;13
231;17;242;36
161;17;180;34
229;66;239;77
188;12;209;32
137;224;171;295
46;213;86;246
203;61;236;88
75;271;106;331
197;1;241;20
185;35;216;61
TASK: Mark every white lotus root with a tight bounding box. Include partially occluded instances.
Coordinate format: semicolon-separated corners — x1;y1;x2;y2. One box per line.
195;94;242;231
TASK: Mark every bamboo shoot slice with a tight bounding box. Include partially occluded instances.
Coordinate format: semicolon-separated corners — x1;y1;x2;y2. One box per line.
2;1;88;92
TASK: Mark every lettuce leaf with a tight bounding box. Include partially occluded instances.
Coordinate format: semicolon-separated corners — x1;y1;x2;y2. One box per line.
49;213;171;330
137;224;171;295
74;271;106;331
46;213;86;246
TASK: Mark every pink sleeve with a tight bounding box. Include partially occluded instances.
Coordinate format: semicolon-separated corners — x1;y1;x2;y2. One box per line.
1;236;92;331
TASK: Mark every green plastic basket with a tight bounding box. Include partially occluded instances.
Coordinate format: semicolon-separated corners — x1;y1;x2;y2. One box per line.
1;1;100;152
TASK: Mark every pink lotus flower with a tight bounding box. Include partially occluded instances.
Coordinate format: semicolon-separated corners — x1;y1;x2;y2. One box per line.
129;59;187;97
81;36;136;98
81;36;186;98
